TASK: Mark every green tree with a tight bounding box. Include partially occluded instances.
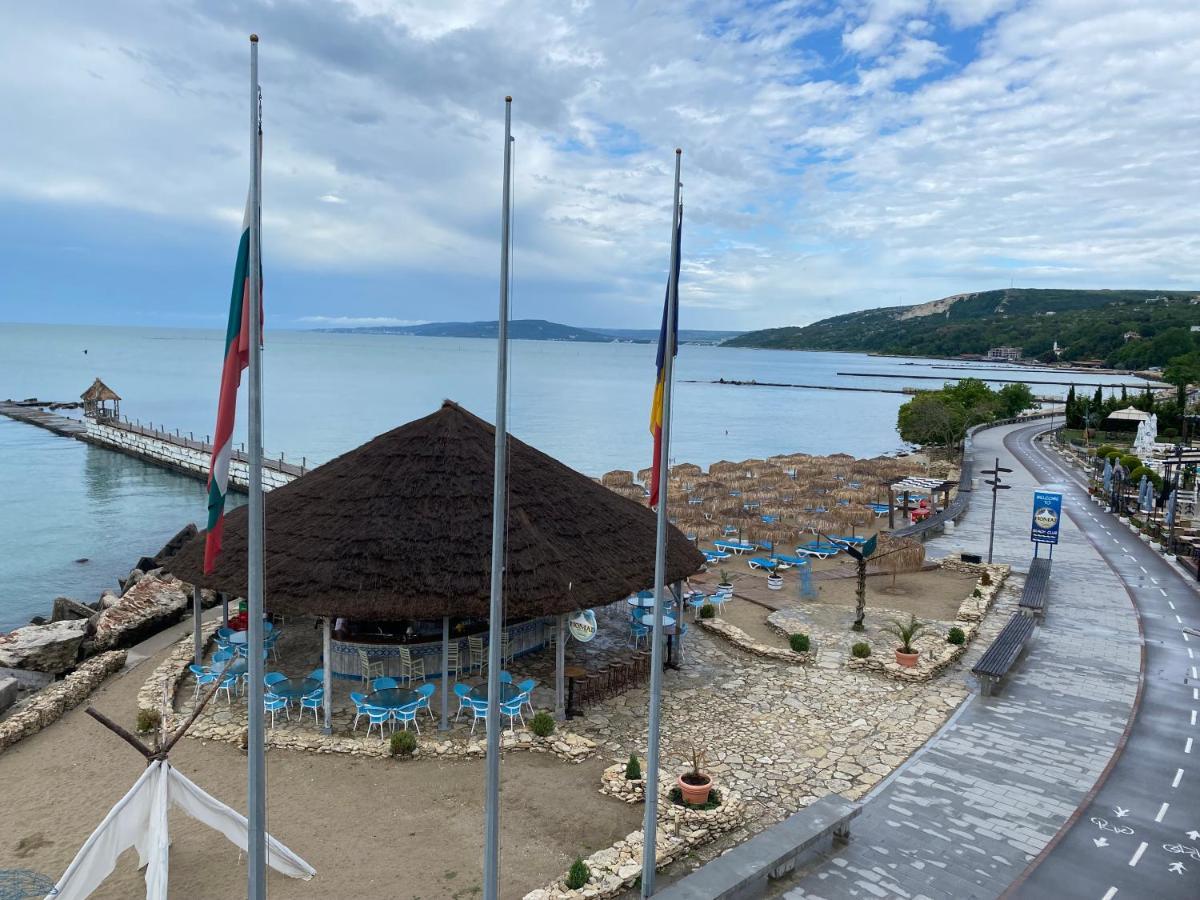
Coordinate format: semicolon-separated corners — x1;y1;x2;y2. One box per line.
897;393;965;447
997;383;1036;418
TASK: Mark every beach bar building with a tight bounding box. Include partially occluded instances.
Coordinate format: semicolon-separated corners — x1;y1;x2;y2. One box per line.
167;401;703;726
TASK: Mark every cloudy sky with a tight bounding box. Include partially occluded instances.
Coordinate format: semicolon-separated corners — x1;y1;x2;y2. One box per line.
2;0;1198;331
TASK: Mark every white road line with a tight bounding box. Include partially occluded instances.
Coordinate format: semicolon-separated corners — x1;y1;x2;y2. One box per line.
1186;738;1193;754
1192;710;1197;726
1192;666;1198;678
1140;565;1147;573
1101;887;1118;900
1179;615;1185;624
1129;841;1148;866
1189;648;1195;659
1156;801;1170;822
1169;599;1176;607
1162;590;1170;597
1172;768;1183;788
1151;576;1159;584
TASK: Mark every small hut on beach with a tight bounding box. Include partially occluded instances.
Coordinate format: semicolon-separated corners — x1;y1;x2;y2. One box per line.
80;377;120;420
166;401;704;724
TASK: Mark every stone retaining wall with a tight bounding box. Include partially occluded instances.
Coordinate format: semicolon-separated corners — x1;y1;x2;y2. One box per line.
697;618;813;664
137;621;221;718
83;419;294;491
0;651;127;753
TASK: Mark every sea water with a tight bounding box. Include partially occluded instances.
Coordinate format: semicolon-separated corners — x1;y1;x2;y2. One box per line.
0;323;1145;629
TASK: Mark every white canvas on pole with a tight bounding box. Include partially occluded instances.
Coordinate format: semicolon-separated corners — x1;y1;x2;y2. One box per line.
48;760;314;900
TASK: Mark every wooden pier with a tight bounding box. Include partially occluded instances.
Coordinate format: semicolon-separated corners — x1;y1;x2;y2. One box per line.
0;402;87;437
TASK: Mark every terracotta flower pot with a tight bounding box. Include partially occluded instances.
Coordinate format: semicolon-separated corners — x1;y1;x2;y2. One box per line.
678;773;713;806
894;648;919;667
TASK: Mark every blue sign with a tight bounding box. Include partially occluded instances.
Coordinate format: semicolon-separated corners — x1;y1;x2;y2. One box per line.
1030;490;1063;545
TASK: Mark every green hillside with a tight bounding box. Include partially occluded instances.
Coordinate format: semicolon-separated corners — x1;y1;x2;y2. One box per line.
726;289;1200;368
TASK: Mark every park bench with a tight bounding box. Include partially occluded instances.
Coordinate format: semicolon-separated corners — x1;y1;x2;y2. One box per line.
1018;557;1052;619
972;613;1035;696
654;796;860;900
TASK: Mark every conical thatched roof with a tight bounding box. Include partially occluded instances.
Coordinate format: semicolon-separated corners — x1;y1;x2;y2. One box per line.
166;401;705;620
80;378;120;402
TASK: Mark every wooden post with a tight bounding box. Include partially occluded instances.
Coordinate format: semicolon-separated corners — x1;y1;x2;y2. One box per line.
554;613;567;721
322;618;333;735
440;616;450;732
192;586;203;666
887;486;895;530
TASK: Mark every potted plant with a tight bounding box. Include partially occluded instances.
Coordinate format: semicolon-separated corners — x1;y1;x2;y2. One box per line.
883;614;931;667
678;747;713;805
766;567;783;590
717;569;733;596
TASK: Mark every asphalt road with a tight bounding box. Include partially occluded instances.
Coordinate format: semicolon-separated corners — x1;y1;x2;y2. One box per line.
1005;424;1200;900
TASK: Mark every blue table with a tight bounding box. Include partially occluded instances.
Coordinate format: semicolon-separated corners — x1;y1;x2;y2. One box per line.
270;677;320;701
467;682;521;704
367;687;420;710
639;614;679;669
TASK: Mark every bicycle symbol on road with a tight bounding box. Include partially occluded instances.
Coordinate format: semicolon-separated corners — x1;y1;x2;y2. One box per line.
1091;817;1134;836
1163;843;1200;861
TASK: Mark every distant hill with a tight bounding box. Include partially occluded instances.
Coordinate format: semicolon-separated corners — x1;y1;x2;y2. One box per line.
323;319;742;345
725;289;1200;368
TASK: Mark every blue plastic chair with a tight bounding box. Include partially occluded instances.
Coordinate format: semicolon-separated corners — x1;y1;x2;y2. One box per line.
264;672;287;687
517;678;536;714
393;701;421;734
468;698;489;735
308;668;324;681
215;671;239;704
686;594;707;620
300;687;323;724
264;693;289;729
187;664;217;699
415;682;436;721
213;649;234;667
372;676;398;691
500;695;525;732
453;683;472;721
350;692;369;731
499;671;513;684
630;622;649;648
364;705;391;739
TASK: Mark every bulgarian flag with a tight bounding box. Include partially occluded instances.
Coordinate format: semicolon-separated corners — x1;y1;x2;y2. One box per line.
647;212;682;508
204;186;261;573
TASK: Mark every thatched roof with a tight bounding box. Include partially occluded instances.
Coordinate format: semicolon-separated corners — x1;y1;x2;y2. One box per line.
80;378;120;402
165;401;705;620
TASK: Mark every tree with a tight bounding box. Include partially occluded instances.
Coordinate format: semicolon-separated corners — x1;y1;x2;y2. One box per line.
1065;385;1078;428
897;393;964;447
997;383;1036;418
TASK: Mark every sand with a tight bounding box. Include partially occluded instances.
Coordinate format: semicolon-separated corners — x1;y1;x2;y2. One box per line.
0;636;640;900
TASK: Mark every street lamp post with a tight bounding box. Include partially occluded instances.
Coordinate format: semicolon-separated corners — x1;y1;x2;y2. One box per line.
980;457;1012;564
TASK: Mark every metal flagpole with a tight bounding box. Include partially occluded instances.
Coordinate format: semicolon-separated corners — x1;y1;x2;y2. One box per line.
483;95;513;900
641;148;682;898
245;32;267;900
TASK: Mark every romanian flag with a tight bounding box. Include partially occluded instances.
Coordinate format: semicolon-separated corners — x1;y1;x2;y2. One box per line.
204;184;261;573
648;212;682;508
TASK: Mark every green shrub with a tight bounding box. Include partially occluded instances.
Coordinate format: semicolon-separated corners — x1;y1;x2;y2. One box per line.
851;642;871;659
947;627;966;645
136;709;161;734
972;587;982;598
1094;444;1117;459
1120;454;1142;473
1107;451;1122;464
566;859;590;890
668;785;723;810
530;710;555;737
625;754;642;780
699;603;716;619
1128;466;1163;490
789;633;810;653
980;570;992;586
390;730;417;757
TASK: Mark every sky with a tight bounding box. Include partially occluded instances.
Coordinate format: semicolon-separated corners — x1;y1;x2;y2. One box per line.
1;0;1198;332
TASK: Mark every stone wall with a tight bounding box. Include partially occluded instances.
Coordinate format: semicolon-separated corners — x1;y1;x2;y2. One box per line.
697;618;814;664
137;621;221;718
0;651;127;753
83;419;294;491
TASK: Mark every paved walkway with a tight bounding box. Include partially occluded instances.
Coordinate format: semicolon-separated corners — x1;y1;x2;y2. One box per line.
777;421;1142;899
1006;428;1199;899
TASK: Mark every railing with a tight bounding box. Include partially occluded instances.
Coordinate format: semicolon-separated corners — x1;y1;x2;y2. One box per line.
105;416;308;477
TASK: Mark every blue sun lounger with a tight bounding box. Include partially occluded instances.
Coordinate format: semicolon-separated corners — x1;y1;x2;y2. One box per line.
796;541;841;559
703;549;732;563
747;556;791;571
714;539;755;555
772;554;811;568
830;534;867;545
867;503;889;516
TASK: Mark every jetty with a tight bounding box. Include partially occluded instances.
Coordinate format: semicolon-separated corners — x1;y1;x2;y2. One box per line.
686;379;907;395
837;371;1161;389
1;386;306;492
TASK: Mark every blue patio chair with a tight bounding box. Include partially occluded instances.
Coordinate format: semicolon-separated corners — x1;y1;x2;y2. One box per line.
637;590;653;600
300;687;323;724
217;626;234;640
187;664;217;699
415;682;436;721
264;672;287;687
350;692;369;731
468;698;489;735
630;622;649;648
264;693;289;729
500;694;525;732
264;631;280;662
215;671;239;705
213;649;234;668
393;701;421;734
517;679;536;714
453;683;472;721
214;635;232;652
372;676;398;691
499;671;513;684
686;594;707;620
308;668;324;681
364;704;391;739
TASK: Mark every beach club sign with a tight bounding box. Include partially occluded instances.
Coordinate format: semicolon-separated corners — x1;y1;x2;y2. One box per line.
568;609;598;642
1030;490;1063;545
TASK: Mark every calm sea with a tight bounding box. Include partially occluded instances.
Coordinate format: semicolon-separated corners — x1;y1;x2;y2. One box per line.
0;323;1145;629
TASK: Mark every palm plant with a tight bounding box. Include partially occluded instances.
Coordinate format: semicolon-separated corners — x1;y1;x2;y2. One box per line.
882;614;932;654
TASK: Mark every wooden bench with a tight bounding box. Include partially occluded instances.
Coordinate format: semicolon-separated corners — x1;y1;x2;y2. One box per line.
1018;557;1052;619
655;796;860;900
971;613;1035;697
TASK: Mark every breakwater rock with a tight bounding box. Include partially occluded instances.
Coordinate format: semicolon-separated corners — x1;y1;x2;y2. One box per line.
0;620;88;673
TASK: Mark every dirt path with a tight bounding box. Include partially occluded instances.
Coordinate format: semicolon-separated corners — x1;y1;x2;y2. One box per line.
0;638;638;900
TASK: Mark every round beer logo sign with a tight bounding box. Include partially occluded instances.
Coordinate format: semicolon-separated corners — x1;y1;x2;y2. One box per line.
1033;507;1058;530
568;609;597;642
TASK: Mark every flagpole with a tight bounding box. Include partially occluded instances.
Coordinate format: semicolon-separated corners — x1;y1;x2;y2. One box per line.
245;32;267;900
641;147;682;899
483;94;513;900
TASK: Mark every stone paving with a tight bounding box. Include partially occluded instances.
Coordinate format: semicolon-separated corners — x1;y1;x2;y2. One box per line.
775;422;1142;900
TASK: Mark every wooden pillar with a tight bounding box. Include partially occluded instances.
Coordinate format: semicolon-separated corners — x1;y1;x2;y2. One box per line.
554;613;567;721
887;487;895;530
440;616;450;732
322;618;333;735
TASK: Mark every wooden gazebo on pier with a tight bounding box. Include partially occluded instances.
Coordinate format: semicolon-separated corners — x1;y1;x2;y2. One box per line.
80;378;121;420
167;400;704;726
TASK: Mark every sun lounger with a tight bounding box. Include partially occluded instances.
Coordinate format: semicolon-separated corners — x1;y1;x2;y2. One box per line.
714;539;755;555
830;535;867;545
703;549;732;562
795;541;841;559
772;554;811;568
747;556;790;571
